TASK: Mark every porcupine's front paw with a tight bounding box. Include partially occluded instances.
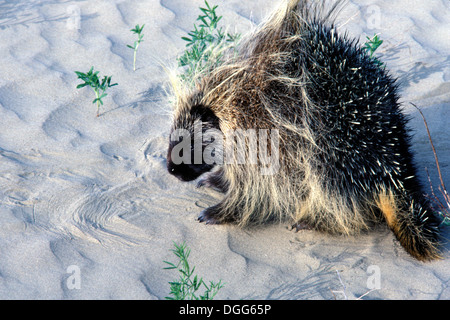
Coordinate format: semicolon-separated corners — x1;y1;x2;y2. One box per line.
198;204;237;225
196;177;212;189
198;205;223;225
196;169;228;193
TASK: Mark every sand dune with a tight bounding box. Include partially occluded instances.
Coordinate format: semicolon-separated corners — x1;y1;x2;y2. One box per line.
0;0;449;299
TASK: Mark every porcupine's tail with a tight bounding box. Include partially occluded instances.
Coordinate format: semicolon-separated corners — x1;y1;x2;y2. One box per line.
376;188;442;261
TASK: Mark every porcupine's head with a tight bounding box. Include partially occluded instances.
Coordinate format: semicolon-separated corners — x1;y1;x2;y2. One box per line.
166;91;221;181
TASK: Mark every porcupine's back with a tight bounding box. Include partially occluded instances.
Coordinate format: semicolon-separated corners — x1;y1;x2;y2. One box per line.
287;15;416;198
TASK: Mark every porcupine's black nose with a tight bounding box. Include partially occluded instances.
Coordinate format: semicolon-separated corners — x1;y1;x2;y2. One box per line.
167;161;205;182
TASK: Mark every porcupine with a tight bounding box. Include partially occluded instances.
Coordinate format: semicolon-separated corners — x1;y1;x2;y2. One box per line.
166;0;442;261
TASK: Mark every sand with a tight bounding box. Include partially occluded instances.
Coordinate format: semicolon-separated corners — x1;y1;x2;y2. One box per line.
0;0;449;300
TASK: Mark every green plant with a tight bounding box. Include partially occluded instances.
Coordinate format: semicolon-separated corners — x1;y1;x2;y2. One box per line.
75;67;118;117
164;242;224;300
178;0;240;81
363;34;384;67
127;24;145;71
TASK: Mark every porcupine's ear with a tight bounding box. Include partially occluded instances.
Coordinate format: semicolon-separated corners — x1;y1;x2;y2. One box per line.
190;104;220;130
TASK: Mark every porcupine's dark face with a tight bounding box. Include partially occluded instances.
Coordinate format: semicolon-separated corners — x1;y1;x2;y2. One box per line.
167;104;221;182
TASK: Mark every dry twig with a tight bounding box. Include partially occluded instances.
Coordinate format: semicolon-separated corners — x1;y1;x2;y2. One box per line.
411;103;450;223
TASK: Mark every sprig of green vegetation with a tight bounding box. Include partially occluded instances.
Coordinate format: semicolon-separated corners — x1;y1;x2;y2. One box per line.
363;34;384;67
178;0;240;81
75;67;118;117
164;242;224;300
127;24;145;71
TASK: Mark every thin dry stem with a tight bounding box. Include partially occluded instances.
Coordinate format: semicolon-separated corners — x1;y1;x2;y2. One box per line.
411;102;450;219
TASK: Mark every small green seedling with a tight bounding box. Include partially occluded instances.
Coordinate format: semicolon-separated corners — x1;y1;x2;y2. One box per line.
164;241;224;300
75;67;118;117
363;34;384;67
178;0;240;81
127;24;145;71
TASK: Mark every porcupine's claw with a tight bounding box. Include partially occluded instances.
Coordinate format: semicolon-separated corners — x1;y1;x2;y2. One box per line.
198;203;238;225
196;169;228;193
198;205;222;225
196;179;205;188
196;177;209;189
